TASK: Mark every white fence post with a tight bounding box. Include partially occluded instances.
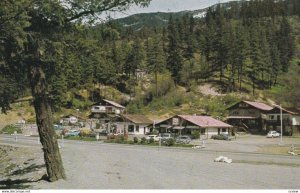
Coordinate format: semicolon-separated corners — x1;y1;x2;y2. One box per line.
14;131;17;142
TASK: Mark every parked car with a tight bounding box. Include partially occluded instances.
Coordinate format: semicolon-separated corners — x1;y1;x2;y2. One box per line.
176;135;192;144
99;130;108;136
53;124;63;130
65;130;80;137
267;131;280;138
146;135;161;142
211;133;232;140
160;133;175;140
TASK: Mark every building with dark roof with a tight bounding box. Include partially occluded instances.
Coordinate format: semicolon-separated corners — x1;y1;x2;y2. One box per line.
227;101;300;135
226;101;274;133
266;107;300;135
112;114;153;135
91;99;125;117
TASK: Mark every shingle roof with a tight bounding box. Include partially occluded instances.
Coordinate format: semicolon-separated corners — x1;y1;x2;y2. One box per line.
283;107;300;115
102;99;125;109
243;101;273;111
123;114;153;124
272;107;300;115
178;115;233;128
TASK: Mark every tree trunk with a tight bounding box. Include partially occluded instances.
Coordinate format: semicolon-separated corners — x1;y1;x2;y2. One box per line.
29;42;66;182
252;81;255;96
155;71;158;97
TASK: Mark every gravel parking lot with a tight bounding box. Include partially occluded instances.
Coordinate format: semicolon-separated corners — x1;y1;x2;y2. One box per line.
1;134;300;189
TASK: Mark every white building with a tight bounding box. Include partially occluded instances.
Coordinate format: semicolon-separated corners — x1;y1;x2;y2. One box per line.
91;99;125;117
113;114;153;135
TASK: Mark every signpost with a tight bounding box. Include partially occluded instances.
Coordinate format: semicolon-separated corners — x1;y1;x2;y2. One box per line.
14;131;17;142
96;133;99;141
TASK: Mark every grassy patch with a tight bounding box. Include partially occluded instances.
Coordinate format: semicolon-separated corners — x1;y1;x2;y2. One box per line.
104;139;194;148
0;125;22;134
234;160;300;167
64;136;96;141
256;146;290;155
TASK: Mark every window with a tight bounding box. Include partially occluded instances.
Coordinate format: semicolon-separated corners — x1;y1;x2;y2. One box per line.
222;128;226;132
201;128;206;135
136;125;139;132
239;103;248;107
269;115;274;120
128;125;134;132
232;111;239;115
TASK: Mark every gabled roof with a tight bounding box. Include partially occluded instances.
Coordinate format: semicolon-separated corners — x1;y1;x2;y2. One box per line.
283;107;300;115
103;99;125;109
92;99;125;109
178;115;233;128
243;101;273;111
270;107;300;115
227;101;273;111
123;114;152;124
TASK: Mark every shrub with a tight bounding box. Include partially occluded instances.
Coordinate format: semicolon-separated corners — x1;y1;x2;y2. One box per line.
150;129;159;135
133;137;139;143
116;135;125;143
79;129;90;137
211;134;227;140
191;130;200;139
128;140;134;144
26;117;36;123
140;137;146;144
1;125;22;134
107;134;116;140
164;138;175;146
148;137;154;144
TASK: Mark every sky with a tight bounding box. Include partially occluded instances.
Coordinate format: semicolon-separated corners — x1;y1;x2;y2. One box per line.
101;0;237;19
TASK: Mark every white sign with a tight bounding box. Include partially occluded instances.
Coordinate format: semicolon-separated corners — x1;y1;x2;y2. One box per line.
172;118;179;126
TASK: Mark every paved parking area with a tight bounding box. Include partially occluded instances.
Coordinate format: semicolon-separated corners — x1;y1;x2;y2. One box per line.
1;134;300;189
31;141;300;189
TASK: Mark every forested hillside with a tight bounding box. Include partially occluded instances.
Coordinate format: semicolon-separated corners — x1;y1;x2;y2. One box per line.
1;0;300;118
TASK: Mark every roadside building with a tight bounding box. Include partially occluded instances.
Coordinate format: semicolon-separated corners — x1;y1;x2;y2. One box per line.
226;100;300;136
266;107;300;136
113;114;153;135
60;114;86;126
89;99;126;132
153;115;233;138
90;99;125;118
226;101;273;133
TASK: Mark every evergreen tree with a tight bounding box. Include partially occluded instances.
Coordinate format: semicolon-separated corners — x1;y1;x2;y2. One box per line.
146;35;166;96
0;0;151;182
166;16;183;84
278;17;294;72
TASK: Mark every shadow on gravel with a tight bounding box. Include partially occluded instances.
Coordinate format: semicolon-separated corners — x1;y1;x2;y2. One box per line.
0;178;42;189
8;164;45;177
0;164;47;189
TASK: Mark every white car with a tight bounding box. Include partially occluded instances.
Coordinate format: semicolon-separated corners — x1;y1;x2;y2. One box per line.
146;135;161;142
267;131;280;138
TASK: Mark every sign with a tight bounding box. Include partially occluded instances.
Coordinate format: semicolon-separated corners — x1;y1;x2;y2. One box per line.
69;116;78;124
172;118;179;126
